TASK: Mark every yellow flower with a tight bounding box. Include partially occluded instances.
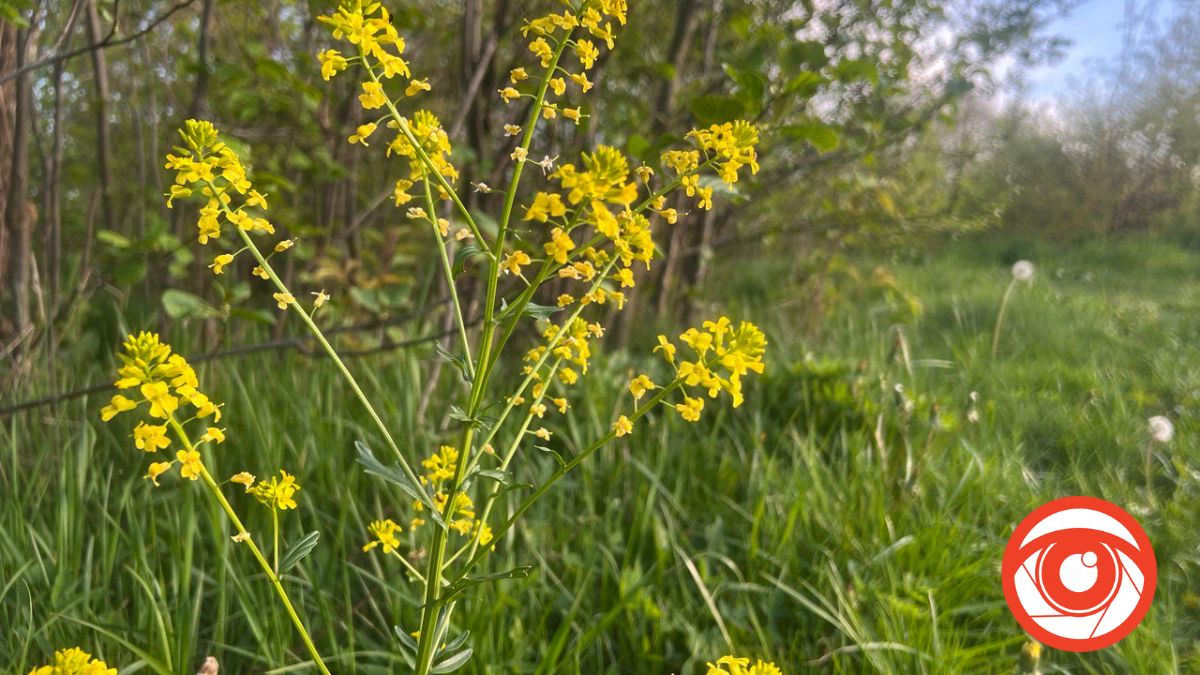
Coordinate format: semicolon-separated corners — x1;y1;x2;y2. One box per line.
563;107;582;124
654;335;676;363
523;192;567;222
230;471;256;489
675;396;704;422
574;39;599;69
569;71;593;92
504;123;521;136
615;267;635;288
613;415;633;437
273;292;294;309
405;78;431;96
549;77;566;96
177;450;203;481
552;397;569;413
274;238;294;253
252;265;269;279
501;250;532;276
509;67;528;82
133;422;170;453
348;122;378;145
534;427;552;440
100;394;137;421
528;37;554;66
312;290;330;308
141;381;179;420
248;470;300;510
27;647;117;675
209;253;234;275
246;189;269;209
200;427;225;444
498;86;521;103
317;49;348;81
556;293;574;307
705;655;783;675
359;81;388;109
144;461;172;486
531;403;547;418
544;227;575;263
422;445;459;484
362;518;403;554
629;374;656;400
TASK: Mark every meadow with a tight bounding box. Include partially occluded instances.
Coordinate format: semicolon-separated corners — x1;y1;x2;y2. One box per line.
4;232;1198;673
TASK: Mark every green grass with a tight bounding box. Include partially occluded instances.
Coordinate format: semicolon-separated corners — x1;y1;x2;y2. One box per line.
4;233;1200;673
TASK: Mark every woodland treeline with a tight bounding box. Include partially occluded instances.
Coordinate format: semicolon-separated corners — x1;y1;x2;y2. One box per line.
1;0;1197;389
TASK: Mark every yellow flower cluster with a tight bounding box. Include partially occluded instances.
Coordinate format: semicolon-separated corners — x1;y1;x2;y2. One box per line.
689;121;761;184
658;317;767;419
706;655;783;675
26;648;116;675
165;120;274;248
386;110;458;205
524;317;604;388
316;3;460;211
406;446;493;546
246;470;301;511
100;332;225;486
317;1;410;82
499;1;628;123
362;517;403;554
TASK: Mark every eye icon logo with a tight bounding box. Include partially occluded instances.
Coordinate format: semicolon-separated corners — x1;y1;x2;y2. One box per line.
1002;496;1156;651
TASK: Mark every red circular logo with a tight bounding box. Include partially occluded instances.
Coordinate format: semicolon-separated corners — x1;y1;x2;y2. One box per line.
1002;496;1156;652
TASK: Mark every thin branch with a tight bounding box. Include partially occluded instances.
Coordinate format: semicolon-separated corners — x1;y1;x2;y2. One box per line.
0;0;197;86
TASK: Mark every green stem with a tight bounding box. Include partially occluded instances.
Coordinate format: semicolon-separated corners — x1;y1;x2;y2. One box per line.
363;60;490;251
165;418;331;675
423;177;475;377
455;381;682;581
272;507;280;574
225;224;441;519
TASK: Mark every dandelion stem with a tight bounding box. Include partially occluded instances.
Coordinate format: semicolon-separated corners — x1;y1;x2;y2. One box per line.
991;278;1017;358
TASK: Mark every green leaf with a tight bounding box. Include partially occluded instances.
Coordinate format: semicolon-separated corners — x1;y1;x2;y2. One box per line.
535;445;566;469
430;648;474;674
162;289;222;320
279;531;320;573
783;71;826;97
689;95;745;125
779;123;841;153
453;244;485;275
96;229;133;249
834;57;879;86
434;342;472;383
355;441;446;529
439;566;536;605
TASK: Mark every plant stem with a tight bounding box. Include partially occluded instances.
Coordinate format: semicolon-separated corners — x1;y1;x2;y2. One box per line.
423;177;474;377
227;224;440;518
165;418;331;675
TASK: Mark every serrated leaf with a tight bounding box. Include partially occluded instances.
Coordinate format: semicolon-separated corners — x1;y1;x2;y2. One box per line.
279;531;320;573
355;441;445;529
430;648;473;674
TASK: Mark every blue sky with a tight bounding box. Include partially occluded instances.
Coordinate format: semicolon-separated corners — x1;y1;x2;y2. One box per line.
1024;0;1179;99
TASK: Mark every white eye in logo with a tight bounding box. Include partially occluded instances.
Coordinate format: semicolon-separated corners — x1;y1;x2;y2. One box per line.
1002;496;1156;651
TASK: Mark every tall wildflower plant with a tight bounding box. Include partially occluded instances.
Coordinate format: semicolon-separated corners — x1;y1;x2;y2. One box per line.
101;1;770;671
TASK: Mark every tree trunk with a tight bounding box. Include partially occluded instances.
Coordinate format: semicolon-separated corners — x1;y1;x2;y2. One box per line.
86;0;117;234
2;24;36;342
